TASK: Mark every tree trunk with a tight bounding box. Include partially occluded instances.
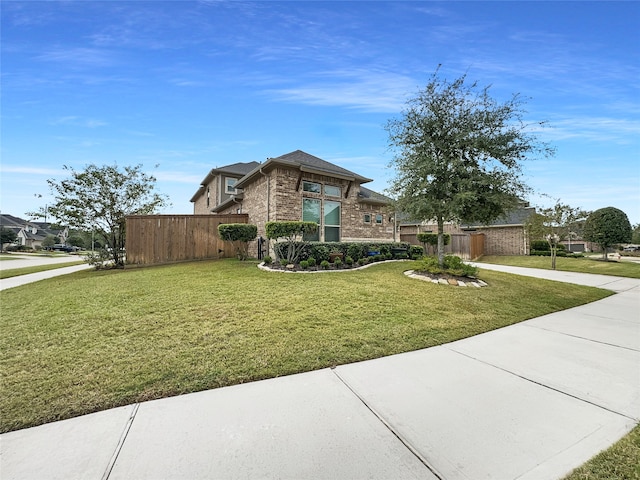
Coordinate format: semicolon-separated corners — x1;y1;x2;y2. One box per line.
437;216;445;267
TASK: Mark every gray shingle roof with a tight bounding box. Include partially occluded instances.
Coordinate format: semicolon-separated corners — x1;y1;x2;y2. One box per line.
358;186;392;205
271;150;371;182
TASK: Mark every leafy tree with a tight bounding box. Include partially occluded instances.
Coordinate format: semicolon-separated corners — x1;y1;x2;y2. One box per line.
386;70;553;266
66;235;86;249
0;227;18;252
631;224;640;245
583;207;632;260
526;201;589;269
218;223;257;260
41;234;58;249
42;164;168;268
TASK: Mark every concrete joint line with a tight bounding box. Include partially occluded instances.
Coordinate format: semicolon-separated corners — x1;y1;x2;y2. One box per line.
331;368;445;480
521;323;640;353
101;403;140;480
445;348;638;422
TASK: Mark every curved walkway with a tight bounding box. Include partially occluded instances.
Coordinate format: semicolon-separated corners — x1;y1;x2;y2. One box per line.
2;265;639;480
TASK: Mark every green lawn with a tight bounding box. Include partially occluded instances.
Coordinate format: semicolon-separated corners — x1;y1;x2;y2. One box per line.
0;261;85;279
563;424;640;480
1;259;610;433
478;255;640;278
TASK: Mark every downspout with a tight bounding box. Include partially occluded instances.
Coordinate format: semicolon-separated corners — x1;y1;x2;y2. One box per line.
259;167;270;257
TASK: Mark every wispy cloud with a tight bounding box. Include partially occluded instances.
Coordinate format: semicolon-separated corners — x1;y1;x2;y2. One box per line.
51;116;108;128
542;116;640;144
263;69;418;112
37;47;118;68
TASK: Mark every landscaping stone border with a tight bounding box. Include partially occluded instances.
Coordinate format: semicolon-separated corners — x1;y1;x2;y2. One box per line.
258;259;409;273
404;269;488;287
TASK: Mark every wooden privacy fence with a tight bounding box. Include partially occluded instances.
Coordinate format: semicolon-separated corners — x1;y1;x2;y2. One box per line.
400;232;485;260
126;214;248;266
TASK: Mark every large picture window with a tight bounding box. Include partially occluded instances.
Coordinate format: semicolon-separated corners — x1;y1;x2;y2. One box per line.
302;198;321;241
324;200;341;242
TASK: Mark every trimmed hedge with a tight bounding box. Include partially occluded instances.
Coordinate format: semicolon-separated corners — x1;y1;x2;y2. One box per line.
272;241;412;264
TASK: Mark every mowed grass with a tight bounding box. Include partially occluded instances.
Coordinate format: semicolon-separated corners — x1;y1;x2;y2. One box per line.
563;424;640;480
1;259;610;433
478;255;640;278
0;261;85;279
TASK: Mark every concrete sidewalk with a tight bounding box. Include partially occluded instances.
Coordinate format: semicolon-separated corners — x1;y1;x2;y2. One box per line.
2;266;639;479
0;263;93;291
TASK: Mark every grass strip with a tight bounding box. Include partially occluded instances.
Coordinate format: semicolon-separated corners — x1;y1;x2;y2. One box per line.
1;259;610;433
0;261;86;279
563;424;640;480
477;255;640;278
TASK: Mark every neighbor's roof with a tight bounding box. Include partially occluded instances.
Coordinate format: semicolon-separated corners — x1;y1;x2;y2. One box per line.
235;150;372;189
358;186;392;205
190;161;261;202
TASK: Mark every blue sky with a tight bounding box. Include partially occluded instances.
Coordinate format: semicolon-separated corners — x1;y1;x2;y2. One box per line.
2;1;639;224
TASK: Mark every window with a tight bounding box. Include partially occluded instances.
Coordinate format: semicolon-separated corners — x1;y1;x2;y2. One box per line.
324;185;341;197
375;214;383;224
324;200;341;242
364;214;371;223
302;181;321;194
206;187;210;207
302;198;321;241
225;178;237;194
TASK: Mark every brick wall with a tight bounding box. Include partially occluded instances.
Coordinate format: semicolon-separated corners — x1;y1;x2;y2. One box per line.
192;177;219;214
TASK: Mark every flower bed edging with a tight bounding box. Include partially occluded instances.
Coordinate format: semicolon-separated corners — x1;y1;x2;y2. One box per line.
258;259;410;273
404;270;488;287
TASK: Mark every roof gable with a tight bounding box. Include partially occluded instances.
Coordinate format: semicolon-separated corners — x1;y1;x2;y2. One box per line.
235;150;372;189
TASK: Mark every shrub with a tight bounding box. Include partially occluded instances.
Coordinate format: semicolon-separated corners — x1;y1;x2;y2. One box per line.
333;257;342;267
344;256;354;266
218;223;258;261
373;254;383;262
320;260;330;270
347;243;367;261
417;255;478;278
309;244;330;262
262;256;272;265
299;260;309;270
307;257;317;267
385;253;393;260
409;245;424;259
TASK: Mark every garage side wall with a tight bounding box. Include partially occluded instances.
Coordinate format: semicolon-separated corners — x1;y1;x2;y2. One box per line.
126;214;249;266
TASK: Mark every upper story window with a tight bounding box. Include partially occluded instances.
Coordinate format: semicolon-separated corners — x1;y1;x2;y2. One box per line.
375;214;383;224
206;187;210;207
302;181;321;194
324;185;341;197
364;214;371;223
225;177;237;194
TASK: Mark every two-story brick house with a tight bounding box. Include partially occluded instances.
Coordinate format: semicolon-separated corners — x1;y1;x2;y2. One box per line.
190;150;395;252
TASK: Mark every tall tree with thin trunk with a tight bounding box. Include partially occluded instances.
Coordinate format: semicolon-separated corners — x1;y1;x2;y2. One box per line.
43;164;168;268
386;70;554;266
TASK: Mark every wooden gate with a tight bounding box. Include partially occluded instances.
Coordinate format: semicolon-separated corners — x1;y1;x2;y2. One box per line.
125;214;248;266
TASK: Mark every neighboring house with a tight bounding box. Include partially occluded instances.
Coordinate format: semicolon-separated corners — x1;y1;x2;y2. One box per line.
190;150;395;254
399;205;536;256
0;214;68;249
